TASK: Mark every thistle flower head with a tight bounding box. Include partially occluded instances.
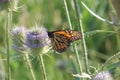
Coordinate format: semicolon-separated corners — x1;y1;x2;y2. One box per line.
93;71;113;80
12;26;26;36
26;26;51;48
12;26;26;51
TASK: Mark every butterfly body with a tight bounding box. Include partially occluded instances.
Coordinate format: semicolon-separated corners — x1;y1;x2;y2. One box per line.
48;30;82;53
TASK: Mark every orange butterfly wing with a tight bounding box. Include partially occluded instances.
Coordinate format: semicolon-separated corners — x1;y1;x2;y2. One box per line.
48;30;82;53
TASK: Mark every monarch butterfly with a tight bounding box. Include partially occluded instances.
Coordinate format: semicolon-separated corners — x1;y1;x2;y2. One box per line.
48;30;82;53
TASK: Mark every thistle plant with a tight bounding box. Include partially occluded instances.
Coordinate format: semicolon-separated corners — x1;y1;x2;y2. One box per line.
12;26;51;80
12;26;36;80
26;26;51;80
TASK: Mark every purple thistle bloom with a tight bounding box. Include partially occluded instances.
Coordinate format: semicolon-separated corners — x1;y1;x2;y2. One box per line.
12;26;26;51
26;27;51;48
12;26;26;36
93;71;113;80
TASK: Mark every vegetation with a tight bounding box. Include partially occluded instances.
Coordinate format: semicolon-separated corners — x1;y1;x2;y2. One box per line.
0;0;120;80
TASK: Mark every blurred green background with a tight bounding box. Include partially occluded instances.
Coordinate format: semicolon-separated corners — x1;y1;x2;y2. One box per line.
0;0;120;80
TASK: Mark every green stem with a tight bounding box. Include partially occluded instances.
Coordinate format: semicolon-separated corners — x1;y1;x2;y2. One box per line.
63;0;83;74
63;0;72;30
6;11;10;80
39;55;47;80
81;1;114;25
74;44;83;73
73;0;89;73
25;53;36;80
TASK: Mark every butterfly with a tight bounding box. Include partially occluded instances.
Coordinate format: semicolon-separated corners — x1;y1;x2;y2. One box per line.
48;30;82;53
